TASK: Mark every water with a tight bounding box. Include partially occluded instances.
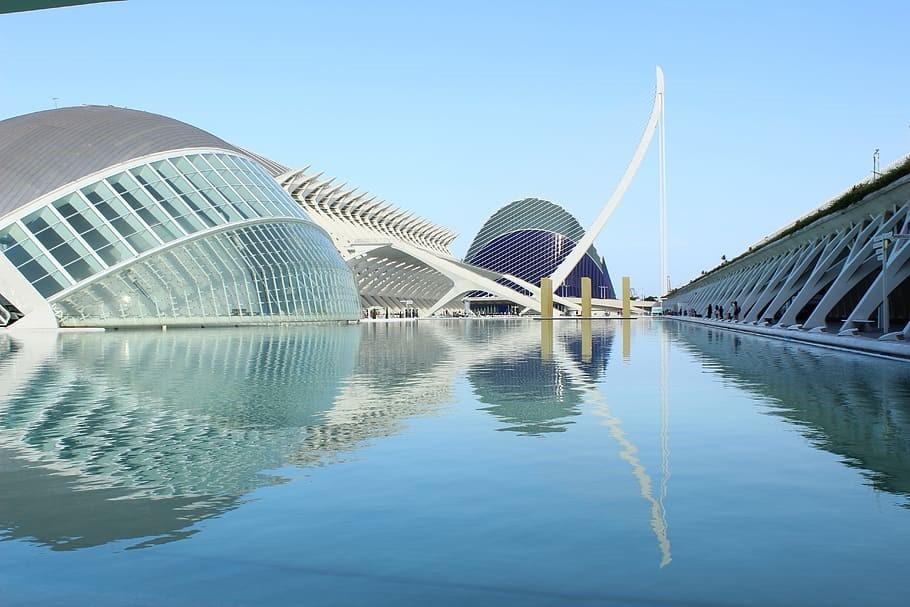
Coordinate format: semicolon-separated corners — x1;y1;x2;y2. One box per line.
1;319;909;606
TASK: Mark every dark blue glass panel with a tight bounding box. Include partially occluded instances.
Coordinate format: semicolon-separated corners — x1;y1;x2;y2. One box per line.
466;229;615;299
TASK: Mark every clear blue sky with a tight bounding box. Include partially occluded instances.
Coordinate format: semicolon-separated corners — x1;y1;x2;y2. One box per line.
2;0;908;295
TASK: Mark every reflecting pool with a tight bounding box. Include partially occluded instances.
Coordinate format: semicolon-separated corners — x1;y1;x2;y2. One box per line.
1;319;909;606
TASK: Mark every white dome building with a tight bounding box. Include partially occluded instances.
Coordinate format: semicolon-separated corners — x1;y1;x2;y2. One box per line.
0;106;361;328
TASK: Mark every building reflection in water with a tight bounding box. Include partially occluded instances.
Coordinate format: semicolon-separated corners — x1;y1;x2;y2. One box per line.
0;319;679;565
669;322;910;504
6;318;902;568
468;320;611;436
0;324;466;552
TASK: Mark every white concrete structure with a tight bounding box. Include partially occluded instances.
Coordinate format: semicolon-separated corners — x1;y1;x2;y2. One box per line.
0;106;362;330
665;160;910;341
276;168;590;316
549;66;666;293
273;67;669;317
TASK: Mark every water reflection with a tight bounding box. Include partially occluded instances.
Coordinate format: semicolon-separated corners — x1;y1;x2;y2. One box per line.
2;318;908;563
468;320;611;435
669;322;910;504
0;325;483;551
0;328;361;549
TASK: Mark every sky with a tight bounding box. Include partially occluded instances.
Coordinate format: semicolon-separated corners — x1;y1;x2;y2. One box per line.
2;0;909;296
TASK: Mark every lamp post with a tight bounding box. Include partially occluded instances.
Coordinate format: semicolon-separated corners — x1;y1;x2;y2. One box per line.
874;232;910;334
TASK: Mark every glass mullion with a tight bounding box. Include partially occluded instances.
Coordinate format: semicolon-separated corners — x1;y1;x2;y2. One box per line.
82;182;160;253
131;165;205;234
152;160;223;227
195;156;258;219
108;172;185;242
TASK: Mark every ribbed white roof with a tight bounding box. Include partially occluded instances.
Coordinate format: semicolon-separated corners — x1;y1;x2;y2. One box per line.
0;105;240;218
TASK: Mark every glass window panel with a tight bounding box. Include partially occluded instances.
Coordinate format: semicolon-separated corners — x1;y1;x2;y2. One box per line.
95;241;130;266
84;185;158;252
18;256;57;283
189;155;214;172
132;169;204;233
22;207;64;243
52;193;89;219
206;154;232;171
171;156;199;176
183;190;224;226
161;198;205;233
82;181;119;204
131;165;164;186
0;224;26;252
180;171;244;221
227;178;270;215
194;167;256;218
33;273;67;298
48;242;82;266
32;224;66;251
109;174;182;241
219;154;246;171
80;227;113;252
62;212;95;235
3;244;31;267
151;161;222;227
150;159;181;180
63;255;102;282
47;234;101;276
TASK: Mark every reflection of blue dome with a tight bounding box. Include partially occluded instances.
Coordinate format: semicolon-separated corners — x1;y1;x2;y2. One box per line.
467;327;613;436
465;198;615;299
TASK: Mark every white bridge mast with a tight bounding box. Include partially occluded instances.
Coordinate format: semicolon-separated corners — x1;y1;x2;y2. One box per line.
658;70;668;300
548;66;667;300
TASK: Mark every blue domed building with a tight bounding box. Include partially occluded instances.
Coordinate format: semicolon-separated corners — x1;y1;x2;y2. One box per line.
464;198;615;313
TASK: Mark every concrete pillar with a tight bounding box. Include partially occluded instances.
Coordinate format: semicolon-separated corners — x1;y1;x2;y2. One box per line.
540;277;553;319
622;276;631;318
581;277;592;318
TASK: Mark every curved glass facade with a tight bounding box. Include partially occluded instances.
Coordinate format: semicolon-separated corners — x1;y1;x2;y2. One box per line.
465;198;615;299
0;151;361;326
53;221;360;326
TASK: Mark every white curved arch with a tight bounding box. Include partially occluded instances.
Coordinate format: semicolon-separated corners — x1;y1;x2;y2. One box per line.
549;66;665;290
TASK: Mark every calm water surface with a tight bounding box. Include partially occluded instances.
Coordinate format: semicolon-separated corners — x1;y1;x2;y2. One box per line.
1;319;909;606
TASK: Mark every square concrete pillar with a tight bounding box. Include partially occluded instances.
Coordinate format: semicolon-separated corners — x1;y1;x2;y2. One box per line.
581;277;592;318
540;277;553;319
622;276;631;318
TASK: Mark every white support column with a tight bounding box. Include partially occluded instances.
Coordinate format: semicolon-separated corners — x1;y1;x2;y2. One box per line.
0;255;58;330
841;221;910;333
801;218;898;329
737;254;788;319
742;247;805;322
777;226;862;327
763;235;831;326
